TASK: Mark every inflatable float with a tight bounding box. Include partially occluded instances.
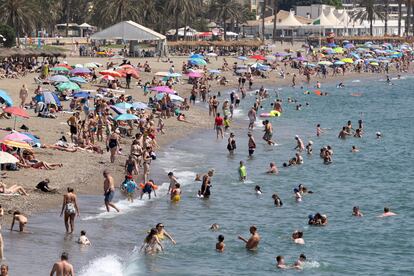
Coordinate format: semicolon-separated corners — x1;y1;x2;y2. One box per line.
260;110;281;118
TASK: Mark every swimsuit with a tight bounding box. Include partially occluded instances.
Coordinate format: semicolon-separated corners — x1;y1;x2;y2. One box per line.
65;202;76;214
104;190;115;202
108;139;118;149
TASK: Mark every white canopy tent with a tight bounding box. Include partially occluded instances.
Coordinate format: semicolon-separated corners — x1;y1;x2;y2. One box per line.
91;21;167;56
326;8;340;26
313;11;335;27
278;11;304;27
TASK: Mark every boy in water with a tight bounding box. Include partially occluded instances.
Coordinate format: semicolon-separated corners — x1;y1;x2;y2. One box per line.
140;180;157;200
239;161;247;182
378;207;396;217
10;211;28;232
123;175;137;203
294;254;307;269
216;235;225;252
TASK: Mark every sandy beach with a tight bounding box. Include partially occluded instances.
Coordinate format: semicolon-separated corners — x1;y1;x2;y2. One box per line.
0;53;394;224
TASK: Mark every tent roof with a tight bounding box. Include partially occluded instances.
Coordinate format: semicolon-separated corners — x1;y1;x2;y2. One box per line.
79;23;94;28
325;8;340;25
313;11;334;26
278;11;304;27
337;10;352;26
91;21;166;41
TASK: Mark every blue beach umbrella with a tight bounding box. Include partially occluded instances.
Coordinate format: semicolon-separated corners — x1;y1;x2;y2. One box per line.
114;113;138;121
21;133;41;146
167;72;182;78
236;56;248;61
114;102;133;110
72;91;93;98
334;61;345;65
69;76;87;84
0;89;13;106
189;58;207;66
190;54;204;59
209;69;222;74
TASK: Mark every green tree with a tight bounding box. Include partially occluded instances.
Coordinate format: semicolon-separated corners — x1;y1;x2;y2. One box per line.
0;24;16;47
351;0;384;36
209;0;242;40
0;0;38;40
167;0;200;41
398;0;402;36
91;0;140;27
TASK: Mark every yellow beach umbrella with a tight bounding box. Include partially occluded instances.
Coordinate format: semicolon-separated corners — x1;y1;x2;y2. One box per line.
341;58;354;63
0;139;32;150
370;62;379;66
333;47;344;54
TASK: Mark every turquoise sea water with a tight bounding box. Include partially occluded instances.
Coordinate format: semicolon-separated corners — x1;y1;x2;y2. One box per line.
4;76;414;275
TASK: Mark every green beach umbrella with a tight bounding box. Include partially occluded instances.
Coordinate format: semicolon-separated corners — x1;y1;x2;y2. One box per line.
57;81;80;91
50;67;70;72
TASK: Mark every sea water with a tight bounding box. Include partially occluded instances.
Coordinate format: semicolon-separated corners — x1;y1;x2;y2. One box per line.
4;76;414;275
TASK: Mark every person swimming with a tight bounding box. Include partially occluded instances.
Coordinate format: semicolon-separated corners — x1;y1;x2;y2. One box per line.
292;231;305;244
294;188;302;202
352;206;363;217
140;228;163;254
216;235;225;252
272;194;283;207
378;207;396;217
255;185;262;195
170;183;181;202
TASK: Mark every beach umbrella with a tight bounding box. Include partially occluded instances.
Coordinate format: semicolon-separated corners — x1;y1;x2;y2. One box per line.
19;132;41;146
1;139;32;149
72;91;93;98
3;132;34;143
350;53;360;59
0;151;18;164
102;75;115;81
0;89;13;106
114;102;133;110
167;72;182;78
334;61;346;65
296;56;307;61
57;82;80;92
74;64;83;68
341;58;354;63
71;68;91;75
236;56;248;60
132;102;148;110
69;76;87;84
119;64;135;69
169;94;184;102
3;107;29;118
306;63;317;67
56;64;72;69
327;42;336;47
189;58;207;66
38;91;61;107
84;62;98;68
149;86;175;93
110;55;125;60
370;62;379;66
318;61;333;66
250;55;266;61
206;53;218;57
114;114;138;121
48;75;69;83
274;52;290;57
333;47;344;54
236;69;249;73
265;55;276;61
110;105;126;115
100;70;122;78
50;67;70;72
208;69;221;74
117;68;139;79
188;72;203;78
155;72;169;77
190;54;204;59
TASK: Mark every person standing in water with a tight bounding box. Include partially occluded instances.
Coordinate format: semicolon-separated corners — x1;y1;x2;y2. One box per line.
216;235;225;252
238;225;260;250
155;223;176;244
227;133;236;155
263;120;275;145
10;211;28;232
60;187;80;234
294;135;305;152
50;252;74;276
214;113;224;139
140;228;163;255
248;107;256;130
248;133;256;158
167;172;179;195
239;161;247;182
103;170;120;212
170;183;181;202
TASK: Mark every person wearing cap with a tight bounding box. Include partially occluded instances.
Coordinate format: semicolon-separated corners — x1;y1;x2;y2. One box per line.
376;132;382;139
122;175;137;203
294;135;305;152
306;141;313;154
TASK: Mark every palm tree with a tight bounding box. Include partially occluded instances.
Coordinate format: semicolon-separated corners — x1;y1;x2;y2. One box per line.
272;0;278;43
167;0;199;41
209;0;241;40
351;0;384;36
0;0;37;41
92;0;140;27
262;0;267;41
406;0;411;36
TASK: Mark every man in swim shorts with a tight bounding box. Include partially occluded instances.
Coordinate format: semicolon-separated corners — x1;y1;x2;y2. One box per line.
247;107;256;130
67;112;79;143
378;207;396;217
103;170;120;212
248;133;256;158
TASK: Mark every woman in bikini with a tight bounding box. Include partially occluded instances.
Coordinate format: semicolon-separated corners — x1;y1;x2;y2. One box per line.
140;228;163;255
60;187;80;234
